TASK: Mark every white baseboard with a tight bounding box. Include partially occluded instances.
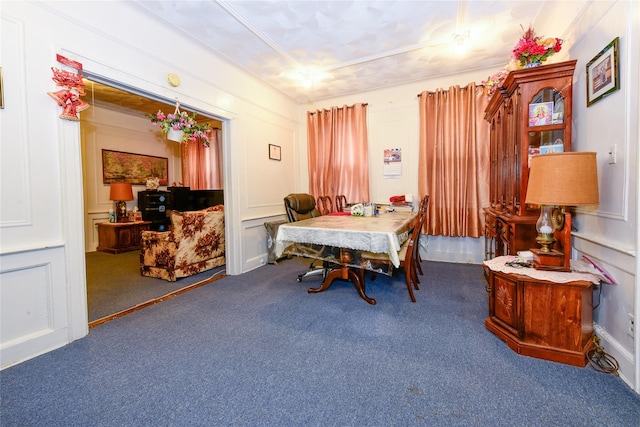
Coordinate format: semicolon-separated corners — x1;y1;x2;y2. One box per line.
594;323;637;392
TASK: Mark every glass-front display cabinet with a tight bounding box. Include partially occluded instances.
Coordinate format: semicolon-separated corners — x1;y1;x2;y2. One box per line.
484;60;577;259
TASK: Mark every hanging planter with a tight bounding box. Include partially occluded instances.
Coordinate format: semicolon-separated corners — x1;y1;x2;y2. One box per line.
167;128;185;142
146;100;211;146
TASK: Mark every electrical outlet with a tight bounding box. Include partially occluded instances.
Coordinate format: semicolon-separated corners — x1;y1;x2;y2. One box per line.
628;313;635;337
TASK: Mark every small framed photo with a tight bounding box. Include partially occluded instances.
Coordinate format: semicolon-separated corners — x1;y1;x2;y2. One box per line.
268;144;281;161
539;143;564;154
586;37;620;107
528;102;553;126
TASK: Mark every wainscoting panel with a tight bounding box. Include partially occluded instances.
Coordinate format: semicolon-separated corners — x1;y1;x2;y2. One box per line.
85;214;109;252
241;215;287;273
0;246;69;369
0;16;32;229
422;235;485;264
573;234;637;390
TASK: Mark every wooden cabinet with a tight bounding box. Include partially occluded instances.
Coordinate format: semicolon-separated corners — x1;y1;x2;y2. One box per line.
484;60;577;258
485;268;594;367
97;221;152;254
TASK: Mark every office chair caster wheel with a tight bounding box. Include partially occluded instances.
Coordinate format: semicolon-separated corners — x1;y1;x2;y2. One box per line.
296;276;303;282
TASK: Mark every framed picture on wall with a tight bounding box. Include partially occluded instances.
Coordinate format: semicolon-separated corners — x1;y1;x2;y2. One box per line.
269;144;281;161
586;37;620;107
102;149;168;185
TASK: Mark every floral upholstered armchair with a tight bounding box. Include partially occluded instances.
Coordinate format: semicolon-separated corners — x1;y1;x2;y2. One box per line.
140;205;225;281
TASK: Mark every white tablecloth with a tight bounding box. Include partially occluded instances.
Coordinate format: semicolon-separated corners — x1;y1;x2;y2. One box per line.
275;211;415;268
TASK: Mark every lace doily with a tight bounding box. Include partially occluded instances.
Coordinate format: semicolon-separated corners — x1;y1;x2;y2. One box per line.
484;256;600;284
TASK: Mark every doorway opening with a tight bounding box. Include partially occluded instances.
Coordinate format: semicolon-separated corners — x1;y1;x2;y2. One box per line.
80;77;227;325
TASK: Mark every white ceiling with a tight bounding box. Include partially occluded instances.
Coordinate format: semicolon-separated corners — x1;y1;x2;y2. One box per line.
133;1;587;103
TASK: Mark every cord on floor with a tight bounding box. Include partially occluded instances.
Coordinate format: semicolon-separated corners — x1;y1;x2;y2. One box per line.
587;335;619;375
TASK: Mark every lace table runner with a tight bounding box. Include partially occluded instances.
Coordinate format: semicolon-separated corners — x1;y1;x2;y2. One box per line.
484;256;601;284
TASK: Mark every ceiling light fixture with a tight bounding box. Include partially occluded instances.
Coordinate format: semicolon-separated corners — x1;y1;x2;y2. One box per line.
285;69;333;89
452;31;470;56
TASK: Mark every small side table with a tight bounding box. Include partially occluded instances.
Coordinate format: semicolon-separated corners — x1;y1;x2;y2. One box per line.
96;221;152;254
484;256;600;367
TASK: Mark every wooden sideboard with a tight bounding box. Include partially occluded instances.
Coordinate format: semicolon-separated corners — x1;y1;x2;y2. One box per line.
485;267;594;367
96;221;152;254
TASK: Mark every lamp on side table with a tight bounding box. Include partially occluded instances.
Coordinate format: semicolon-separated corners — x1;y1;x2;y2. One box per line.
109;182;134;223
525;152;599;271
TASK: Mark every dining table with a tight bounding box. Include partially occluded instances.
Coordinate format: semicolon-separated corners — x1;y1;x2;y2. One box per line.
274;210;416;304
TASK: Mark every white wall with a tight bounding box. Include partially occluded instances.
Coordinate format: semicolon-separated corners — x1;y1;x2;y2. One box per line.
567;0;639;391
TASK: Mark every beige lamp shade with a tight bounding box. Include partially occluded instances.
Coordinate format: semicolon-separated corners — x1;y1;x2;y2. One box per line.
109;182;134;201
525;152;599;206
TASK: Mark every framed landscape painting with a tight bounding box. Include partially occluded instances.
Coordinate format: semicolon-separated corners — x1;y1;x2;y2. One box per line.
102;149;168;185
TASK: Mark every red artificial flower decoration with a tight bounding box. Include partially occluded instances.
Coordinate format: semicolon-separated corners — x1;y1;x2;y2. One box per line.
512;25;562;67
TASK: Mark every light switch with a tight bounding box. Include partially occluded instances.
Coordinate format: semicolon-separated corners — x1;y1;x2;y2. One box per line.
608;145;617;164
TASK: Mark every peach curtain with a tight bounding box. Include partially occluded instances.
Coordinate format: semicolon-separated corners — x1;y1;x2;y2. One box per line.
418;83;490;237
181;128;223;190
307;104;369;204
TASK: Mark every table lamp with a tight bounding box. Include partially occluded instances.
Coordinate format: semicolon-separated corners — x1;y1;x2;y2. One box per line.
525;152;599;271
109;182;134;222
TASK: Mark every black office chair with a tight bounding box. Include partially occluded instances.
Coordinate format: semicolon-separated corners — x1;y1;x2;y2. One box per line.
283;193;328;282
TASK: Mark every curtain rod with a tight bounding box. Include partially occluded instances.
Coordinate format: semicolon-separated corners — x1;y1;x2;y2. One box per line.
308;103;368;115
417;84;485;97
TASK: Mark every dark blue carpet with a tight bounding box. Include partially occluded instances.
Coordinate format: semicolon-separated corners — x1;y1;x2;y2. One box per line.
2;258;639;426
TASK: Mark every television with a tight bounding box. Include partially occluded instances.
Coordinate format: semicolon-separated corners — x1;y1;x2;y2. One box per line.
168;187;224;211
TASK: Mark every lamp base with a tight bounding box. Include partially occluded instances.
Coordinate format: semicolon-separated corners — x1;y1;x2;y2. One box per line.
115;200;129;223
531;248;570;272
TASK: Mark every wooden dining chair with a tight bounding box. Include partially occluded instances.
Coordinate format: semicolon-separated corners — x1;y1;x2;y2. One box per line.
317;195;334;215
362;203;429;302
335;195;348;212
414;195;430;279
